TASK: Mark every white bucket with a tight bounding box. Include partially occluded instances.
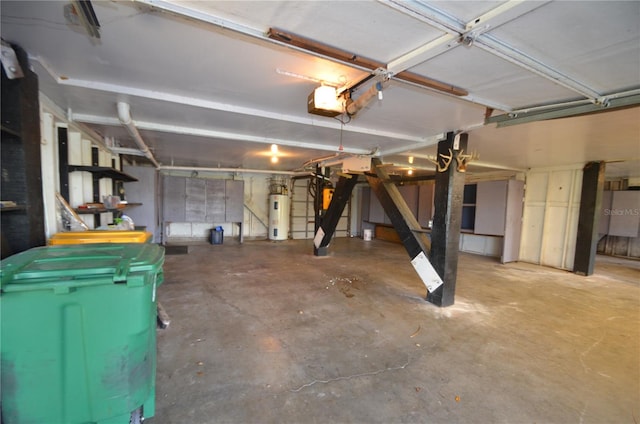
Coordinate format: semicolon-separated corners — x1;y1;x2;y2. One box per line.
363;229;373;241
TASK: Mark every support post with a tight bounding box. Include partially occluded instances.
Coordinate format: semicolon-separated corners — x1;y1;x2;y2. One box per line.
313;173;358;255
367;158;443;299
58;127;69;202
573;161;605;276
313;165;330;256
428;132;468;306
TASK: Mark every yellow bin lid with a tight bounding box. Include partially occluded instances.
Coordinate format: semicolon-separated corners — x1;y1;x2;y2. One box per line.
49;230;153;245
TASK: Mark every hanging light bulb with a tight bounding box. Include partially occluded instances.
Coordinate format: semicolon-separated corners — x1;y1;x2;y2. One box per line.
407;169;414;176
271;155;279;163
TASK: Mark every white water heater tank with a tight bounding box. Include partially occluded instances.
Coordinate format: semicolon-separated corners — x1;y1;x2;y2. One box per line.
268;194;289;241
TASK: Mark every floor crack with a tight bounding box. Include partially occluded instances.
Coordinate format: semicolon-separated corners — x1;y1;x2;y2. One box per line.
289;355;411;392
579;332;606;373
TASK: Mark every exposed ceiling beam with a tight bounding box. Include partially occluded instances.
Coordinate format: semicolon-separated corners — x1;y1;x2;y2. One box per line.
39;92;112;152
486;94;640;127
398;152;527;172
385;0;550;75
71;113;373;155
507;88;640;115
386;33;457;76
136;1;518;111
384;0;603;103
379;119;487;156
135;0;264;38
140;0;468;97
266;28;468;97
32;56;428;145
379;133;445;156
159;165;306;176
109;146;148;157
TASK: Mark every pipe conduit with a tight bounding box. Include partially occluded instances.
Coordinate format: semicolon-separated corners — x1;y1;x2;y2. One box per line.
117;102;160;168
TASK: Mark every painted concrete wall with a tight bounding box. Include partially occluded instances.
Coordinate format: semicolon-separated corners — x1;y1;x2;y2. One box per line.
519;166;583;270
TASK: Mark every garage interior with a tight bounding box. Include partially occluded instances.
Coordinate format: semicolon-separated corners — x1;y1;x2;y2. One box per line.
1;1;639;423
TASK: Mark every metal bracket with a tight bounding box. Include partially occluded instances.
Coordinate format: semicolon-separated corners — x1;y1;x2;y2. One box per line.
0;41;24;79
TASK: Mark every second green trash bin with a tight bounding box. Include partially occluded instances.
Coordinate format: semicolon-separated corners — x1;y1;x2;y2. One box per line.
0;243;164;424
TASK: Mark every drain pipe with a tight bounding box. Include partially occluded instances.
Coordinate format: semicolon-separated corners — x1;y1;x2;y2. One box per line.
117;102;160;168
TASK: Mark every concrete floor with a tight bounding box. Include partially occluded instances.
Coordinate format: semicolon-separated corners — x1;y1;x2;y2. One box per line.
151;238;639;424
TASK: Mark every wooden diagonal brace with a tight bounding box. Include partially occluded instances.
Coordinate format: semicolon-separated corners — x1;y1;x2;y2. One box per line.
367;158;443;295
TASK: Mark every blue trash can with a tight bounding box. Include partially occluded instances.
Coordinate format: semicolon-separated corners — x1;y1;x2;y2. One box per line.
210;227;224;245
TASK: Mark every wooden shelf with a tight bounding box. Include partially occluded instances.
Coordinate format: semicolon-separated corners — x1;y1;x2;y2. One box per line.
74;203;142;214
0;205;26;212
67;165;138;182
1;125;21;138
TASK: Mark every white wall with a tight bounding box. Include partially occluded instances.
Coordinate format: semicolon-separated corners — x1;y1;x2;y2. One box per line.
39;112;58;239
122;165;158;241
39;100;119;236
519;166;583;270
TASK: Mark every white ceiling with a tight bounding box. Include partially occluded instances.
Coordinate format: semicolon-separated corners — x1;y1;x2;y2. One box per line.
1;0;639;178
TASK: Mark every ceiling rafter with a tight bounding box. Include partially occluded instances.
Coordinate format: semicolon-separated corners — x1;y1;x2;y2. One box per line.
266;27;468;97
385;0;552;75
383;0;604;105
71;112;373;155
32;56;430;145
136;0;512;112
486;93;640;127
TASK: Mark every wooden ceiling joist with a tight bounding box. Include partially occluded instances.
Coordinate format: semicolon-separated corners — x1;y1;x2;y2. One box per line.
267;27;468;97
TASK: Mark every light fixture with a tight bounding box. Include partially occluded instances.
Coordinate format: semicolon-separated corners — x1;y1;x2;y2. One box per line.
408;156;414;164
307;86;343;117
271;156;279;164
271;144;279;154
407;169;414;176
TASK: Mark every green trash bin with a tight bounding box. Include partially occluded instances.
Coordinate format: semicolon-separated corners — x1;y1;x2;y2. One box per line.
0;243;164;424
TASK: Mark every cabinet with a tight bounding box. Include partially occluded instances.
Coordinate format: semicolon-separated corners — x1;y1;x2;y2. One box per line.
1;43;45;258
471;180;524;263
360;179;524;262
363;183;434;229
161;175;244;242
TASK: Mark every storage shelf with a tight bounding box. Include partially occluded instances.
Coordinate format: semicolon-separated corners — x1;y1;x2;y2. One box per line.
67;165;138;182
0;205;26;212
1;124;21;138
74;203;142;214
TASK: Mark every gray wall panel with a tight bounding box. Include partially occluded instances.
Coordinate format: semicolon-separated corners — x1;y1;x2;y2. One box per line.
186;178;206;221
225;180;245;222
205;179;226;222
609;191;640;237
162;175;186;222
475;180;507;236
